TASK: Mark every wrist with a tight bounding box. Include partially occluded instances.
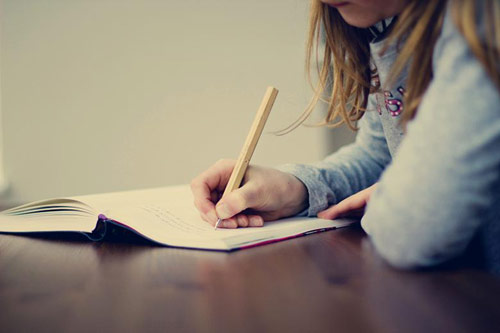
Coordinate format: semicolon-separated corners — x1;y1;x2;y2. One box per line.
283;174;309;216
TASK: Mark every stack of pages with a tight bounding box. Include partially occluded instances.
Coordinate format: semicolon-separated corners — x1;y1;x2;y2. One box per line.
0;185;352;250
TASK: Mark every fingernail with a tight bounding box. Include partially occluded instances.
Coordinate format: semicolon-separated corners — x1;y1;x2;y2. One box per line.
222;220;236;229
216;203;231;219
249;216;262;227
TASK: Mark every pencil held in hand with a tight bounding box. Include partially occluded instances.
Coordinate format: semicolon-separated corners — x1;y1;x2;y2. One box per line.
215;86;279;230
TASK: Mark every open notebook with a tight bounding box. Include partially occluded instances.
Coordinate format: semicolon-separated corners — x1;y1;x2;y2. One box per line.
0;185;353;250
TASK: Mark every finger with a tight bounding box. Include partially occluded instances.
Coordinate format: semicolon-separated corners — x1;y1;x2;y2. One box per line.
190;159;235;202
200;159;235;192
221;218;238;229
338;191;369;211
191;180;216;219
191;176;221;207
215;184;258;219
247;214;264;227
317;205;341;220
199;212;209;223
193;196;218;224
199;212;218;227
235;214;249;228
318;192;367;220
191;160;235;223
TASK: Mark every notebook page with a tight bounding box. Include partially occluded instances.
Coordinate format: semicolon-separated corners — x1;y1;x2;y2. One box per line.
73;185;353;250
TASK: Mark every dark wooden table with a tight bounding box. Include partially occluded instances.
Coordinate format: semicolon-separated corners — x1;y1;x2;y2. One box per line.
1;224;499;332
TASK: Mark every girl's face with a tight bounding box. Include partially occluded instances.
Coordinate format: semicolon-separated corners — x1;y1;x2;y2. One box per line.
320;0;406;28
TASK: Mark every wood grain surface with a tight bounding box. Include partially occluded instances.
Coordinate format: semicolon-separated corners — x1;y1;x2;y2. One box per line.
1;225;499;333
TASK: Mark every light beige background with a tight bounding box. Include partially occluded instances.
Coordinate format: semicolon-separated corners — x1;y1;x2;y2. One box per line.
0;0;355;205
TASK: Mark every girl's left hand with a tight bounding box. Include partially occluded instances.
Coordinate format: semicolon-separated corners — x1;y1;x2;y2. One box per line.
317;183;378;220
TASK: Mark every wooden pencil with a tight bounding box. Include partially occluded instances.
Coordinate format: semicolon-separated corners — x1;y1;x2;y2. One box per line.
215;86;279;229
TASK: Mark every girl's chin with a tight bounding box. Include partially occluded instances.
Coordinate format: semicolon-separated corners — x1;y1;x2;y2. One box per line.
337;11;382;28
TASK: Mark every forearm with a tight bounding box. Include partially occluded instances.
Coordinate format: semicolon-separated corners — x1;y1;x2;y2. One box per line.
279;106;392;217
279;143;386;216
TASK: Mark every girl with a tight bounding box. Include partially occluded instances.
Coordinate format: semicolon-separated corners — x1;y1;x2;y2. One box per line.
190;0;500;273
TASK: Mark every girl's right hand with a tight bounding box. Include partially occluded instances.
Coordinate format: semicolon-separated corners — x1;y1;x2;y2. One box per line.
190;159;308;229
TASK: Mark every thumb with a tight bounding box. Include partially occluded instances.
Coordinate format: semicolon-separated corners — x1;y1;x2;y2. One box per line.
215;186;254;219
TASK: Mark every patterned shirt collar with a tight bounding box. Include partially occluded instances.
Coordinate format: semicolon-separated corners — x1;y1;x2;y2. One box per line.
367;16;397;43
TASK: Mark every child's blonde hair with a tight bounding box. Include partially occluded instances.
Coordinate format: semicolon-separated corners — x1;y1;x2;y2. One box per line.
279;0;500;133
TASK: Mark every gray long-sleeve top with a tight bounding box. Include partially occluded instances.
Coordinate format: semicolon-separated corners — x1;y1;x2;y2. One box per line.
281;11;500;273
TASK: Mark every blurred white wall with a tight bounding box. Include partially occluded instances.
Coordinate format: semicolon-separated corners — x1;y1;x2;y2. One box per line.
0;0;355;204
0;3;7;195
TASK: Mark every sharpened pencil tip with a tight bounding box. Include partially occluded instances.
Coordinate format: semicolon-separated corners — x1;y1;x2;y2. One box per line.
214;218;222;230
